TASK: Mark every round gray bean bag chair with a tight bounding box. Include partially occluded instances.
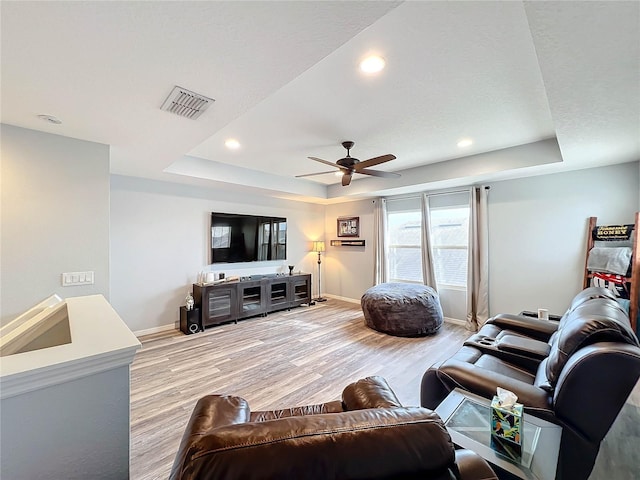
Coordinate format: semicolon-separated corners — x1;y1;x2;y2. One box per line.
361;283;443;337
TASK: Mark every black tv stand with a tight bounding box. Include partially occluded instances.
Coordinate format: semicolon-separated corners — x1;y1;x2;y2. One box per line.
193;273;311;330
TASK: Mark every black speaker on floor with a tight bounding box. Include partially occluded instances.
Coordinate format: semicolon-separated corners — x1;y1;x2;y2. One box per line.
180;306;201;335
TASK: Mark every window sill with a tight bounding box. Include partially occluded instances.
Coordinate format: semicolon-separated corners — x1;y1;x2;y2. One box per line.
437;284;467;292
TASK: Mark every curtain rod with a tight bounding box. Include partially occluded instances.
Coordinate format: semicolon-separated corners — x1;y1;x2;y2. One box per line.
385;185;490;202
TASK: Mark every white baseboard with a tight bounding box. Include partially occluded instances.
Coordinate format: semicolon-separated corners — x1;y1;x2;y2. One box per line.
323;294;360;304
322;296;469;328
444;316;466;327
133;323;177;338
131;309;466;337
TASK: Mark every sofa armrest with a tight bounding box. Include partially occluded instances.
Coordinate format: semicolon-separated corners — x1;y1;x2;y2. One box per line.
554;343;640;442
342;375;403;410
170;395;250;480
496;335;551;360
182;394;250;433
454;449;498;480
519;310;563;322
488;314;558;341
436;358;553;415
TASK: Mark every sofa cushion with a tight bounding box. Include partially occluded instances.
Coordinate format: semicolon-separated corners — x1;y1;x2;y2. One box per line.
533;358;553;392
566;286;617;312
545;300;639;384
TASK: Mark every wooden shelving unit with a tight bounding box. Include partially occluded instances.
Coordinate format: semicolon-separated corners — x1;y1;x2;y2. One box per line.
583;212;639;332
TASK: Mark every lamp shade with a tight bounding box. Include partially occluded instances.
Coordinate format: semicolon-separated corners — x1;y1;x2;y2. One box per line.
312;241;325;253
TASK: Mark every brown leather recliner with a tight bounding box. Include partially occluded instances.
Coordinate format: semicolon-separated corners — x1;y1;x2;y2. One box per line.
170;376;498;480
421;289;640;480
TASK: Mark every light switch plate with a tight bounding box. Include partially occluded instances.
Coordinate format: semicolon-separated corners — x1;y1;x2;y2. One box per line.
62;271;94;286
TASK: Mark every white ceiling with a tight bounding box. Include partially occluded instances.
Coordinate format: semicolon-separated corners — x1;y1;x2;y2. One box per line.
2;1;638;204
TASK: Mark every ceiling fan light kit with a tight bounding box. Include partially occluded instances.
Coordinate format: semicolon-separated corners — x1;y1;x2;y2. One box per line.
298;141;400;186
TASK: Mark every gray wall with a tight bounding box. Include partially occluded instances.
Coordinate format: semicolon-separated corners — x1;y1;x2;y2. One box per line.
323;162;640;318
323;199;376;302
110;175;325;333
323;197;467;320
3;124;637;328
0;125;110;324
488;162;639;315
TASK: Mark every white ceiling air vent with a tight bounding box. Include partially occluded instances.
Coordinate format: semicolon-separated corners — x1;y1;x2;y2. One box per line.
160;86;214;119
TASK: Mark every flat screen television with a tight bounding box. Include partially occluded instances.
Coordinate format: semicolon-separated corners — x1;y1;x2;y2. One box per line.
211;212;287;264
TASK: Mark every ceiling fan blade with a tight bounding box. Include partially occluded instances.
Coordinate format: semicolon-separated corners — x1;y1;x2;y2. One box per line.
358;168;401;179
354;154;396;170
341;173;353;186
295;171;338;178
308;156;341;169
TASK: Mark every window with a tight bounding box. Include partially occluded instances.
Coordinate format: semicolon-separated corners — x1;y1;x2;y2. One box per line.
274;220;287;259
212;226;231;248
258;222;271;260
388;208;423;283
430;206;469;287
257;220;287;260
385;195;470;288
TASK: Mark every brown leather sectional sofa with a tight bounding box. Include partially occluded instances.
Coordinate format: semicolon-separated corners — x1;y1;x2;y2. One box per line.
170;376;498;480
421;287;640;480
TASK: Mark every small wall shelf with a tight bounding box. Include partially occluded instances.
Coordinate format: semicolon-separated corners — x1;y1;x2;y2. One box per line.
331;239;365;247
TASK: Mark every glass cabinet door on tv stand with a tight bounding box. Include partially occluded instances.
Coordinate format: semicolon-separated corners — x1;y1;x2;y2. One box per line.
238;280;267;318
194;283;238;328
289;275;311;307
268;279;290;310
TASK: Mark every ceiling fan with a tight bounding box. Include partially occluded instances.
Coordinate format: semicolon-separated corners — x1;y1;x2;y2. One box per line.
296;141;401;186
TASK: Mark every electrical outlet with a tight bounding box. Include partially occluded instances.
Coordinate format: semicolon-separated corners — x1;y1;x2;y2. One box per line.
62;271;94;286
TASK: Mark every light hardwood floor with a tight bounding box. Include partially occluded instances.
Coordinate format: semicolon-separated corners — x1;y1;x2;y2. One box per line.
130;299;469;479
130;299;640;480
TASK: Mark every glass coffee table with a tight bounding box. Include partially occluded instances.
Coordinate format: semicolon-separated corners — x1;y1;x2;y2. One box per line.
435;388;562;480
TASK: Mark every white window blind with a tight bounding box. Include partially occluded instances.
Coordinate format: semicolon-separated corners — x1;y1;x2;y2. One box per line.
385;193;471;288
429;194;470;288
387;198;423;283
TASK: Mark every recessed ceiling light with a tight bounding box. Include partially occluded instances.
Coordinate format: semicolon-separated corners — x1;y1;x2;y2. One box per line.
225;138;241;150
37;114;62;125
457;138;473;148
359;55;385;74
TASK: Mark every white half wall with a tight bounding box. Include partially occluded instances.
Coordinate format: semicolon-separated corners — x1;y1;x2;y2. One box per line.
1;366;131;480
0;125;110;324
0;295;140;480
110;175;325;332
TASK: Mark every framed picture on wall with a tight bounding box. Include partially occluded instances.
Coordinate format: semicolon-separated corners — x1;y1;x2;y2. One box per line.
337;216;360;237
